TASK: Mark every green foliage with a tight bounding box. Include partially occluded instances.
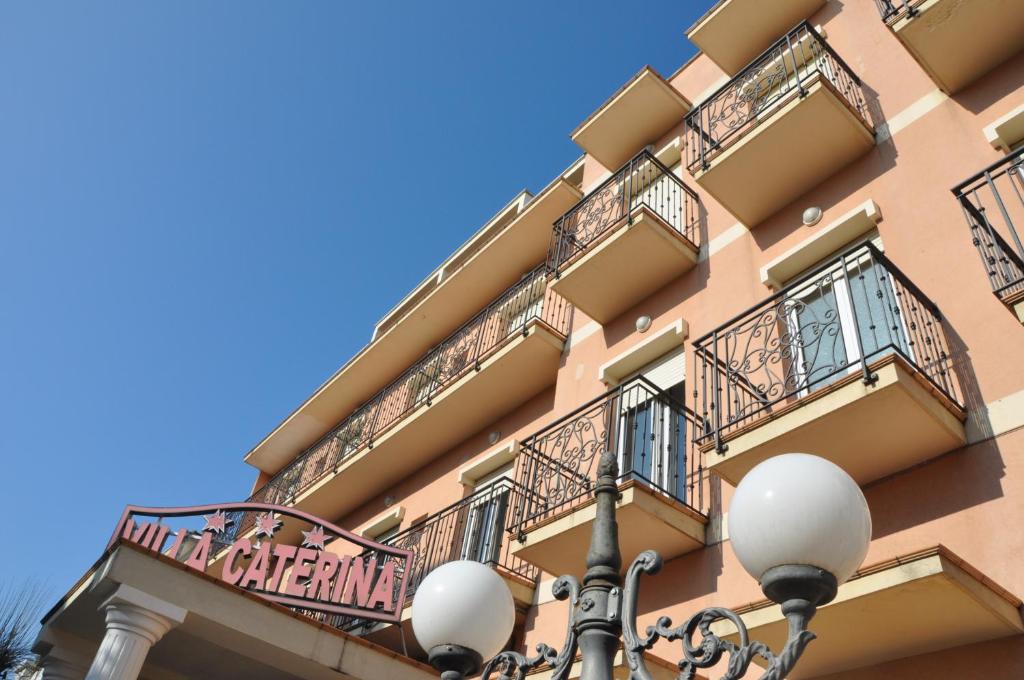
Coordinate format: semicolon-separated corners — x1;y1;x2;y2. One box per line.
0;581;46;679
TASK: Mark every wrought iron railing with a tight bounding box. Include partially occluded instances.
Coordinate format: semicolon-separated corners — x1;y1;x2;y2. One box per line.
692;242;962;452
316;479;536;634
386;478;537;599
684;22;870;173
546;150;700;275
953;147;1024;305
245;267;572;518
509;377;705;539
874;0;921;25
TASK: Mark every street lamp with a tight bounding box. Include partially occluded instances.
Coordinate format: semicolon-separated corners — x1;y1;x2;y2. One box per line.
412;452;871;680
412;560;517;679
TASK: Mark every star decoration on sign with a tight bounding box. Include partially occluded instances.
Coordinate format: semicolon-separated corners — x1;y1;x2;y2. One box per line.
203;511;232;535
254;512;281;538
301;525;330;550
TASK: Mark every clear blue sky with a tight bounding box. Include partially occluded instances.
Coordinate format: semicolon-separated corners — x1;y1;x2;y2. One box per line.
0;3;704;602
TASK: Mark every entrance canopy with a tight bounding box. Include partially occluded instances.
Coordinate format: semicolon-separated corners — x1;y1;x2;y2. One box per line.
34;542;436;680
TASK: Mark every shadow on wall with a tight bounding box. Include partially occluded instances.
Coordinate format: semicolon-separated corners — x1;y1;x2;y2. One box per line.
629;473;727;616
518;588;572;658
589;189;713;349
809;627;1024;679
867;321;1006;540
748;79;897;254
952;48;1024;115
820;0;844;21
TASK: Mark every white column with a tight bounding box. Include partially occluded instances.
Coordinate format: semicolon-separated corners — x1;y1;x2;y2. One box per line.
41;656;88;680
84;586;186;680
34;631;91;680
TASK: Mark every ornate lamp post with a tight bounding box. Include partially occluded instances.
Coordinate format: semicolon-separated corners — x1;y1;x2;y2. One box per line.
412;452;871;680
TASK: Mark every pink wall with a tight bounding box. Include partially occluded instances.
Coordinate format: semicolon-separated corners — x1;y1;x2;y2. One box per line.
257;2;1024;674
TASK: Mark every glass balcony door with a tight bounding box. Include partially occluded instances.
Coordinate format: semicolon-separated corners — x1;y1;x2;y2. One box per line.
785;247;913;397
614;348;688;503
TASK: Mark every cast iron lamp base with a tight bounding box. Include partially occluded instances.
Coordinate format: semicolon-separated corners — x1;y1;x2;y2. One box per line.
762;564;838;610
428;644;483;680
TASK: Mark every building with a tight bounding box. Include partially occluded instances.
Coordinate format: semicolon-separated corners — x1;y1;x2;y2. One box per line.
33;1;1024;678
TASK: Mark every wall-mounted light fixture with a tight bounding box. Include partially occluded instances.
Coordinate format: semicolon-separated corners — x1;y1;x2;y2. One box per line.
802;206;823;226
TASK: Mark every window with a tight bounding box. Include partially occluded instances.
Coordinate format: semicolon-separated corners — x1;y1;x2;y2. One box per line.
615;348;689;502
374;524;401;545
459;466;512;566
782;233;912;395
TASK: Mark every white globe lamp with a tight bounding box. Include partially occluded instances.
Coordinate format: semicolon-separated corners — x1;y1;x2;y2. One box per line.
728;453;871;606
412;560;515;678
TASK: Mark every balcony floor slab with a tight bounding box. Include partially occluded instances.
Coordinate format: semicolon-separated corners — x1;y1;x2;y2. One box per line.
704;355;966;487
711;545;1024;678
890;0;1024;94
687;0;827;75
550;206;698;325
245;322;567;549
511;481;706;578
692;78;874;227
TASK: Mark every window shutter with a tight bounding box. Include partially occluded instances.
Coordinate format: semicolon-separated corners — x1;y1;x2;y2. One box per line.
637;346;685;391
474;462;514;488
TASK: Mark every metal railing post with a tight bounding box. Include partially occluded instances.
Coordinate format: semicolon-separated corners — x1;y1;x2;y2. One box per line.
985;170;1024;263
785;29;807;98
710;331;723;453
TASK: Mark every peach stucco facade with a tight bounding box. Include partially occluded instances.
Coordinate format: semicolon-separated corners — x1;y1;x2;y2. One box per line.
230;1;1024;678
37;2;1024;679
245;1;1024;680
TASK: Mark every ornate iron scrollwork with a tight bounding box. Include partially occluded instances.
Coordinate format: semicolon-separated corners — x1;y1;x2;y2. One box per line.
621;551;816;680
481;576;581;680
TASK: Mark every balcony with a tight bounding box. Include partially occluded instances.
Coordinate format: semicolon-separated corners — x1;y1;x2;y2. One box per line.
245;179;582;476
337;479;537;655
244;268;572;530
684;22;874;227
509;378;707;578
693;243;966;487
686;0;827;75
711;545;1024;678
548;151;701;324
571;66;691;172
953;147;1024;322
875;0;1024;94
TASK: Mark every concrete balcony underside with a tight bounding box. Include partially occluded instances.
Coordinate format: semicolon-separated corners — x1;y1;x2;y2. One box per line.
549;206;699;324
712;546;1024;678
265;322;566;541
571;67;691;172
511;481;707;579
705;355;967;487
888;0;1024;94
245;179;581;475
1006;288;1024;323
687;0;827;75
693;77;874;227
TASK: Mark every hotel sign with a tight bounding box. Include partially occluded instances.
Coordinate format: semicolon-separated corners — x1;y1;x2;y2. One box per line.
109;502;413;623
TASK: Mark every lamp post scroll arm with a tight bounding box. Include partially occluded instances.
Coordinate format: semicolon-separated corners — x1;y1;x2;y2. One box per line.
621;551;817;680
481;575;581;680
